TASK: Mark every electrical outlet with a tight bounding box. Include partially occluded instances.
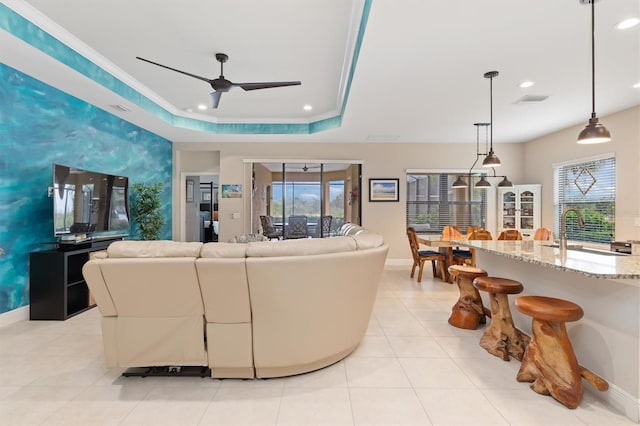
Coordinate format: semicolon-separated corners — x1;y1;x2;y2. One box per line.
231;212;240;219
47;186;53;197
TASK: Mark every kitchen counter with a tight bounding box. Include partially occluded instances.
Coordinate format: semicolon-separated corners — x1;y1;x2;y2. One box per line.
453;239;640;421
454;239;640;280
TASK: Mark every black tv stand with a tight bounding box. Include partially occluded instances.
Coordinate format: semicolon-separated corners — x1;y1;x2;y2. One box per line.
30;236;123;320
56;235;125;251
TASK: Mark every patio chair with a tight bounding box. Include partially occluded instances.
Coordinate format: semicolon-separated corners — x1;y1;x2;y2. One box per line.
286;215;308;239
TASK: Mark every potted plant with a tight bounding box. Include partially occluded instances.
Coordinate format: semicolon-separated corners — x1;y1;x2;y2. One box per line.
131;182;164;240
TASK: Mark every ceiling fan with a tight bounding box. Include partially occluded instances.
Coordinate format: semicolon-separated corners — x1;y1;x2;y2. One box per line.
302;163;322;172
135;53;301;109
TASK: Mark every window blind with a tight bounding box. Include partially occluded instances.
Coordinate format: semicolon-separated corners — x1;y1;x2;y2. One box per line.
554;156;615;244
406;173;487;235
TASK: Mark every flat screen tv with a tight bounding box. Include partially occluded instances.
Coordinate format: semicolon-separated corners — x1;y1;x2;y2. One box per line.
53;164;130;239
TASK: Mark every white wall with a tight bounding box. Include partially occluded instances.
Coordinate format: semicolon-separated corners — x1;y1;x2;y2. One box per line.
173;141;525;260
522;106;640;241
172;106;638;259
173;107;640;259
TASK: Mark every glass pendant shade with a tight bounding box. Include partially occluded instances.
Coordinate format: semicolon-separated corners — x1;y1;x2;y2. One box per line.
452;176;468;188
577;116;611;144
482;149;501;167
497;176;513;187
475;176;491;188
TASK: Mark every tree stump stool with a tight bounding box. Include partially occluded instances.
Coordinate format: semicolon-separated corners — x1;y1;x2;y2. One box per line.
473;277;530;361
515;295;585;409
447;265;488;330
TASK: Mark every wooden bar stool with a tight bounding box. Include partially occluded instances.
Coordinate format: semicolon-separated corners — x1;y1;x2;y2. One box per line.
473;277;530;361
447;265;488;330
515;296;586;408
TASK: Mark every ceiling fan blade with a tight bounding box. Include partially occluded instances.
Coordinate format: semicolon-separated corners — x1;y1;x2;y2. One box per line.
234;81;301;91
136;56;212;84
210;91;222;109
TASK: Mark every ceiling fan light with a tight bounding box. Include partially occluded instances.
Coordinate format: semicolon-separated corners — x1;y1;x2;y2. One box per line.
452;176;468;188
497;176;513;187
482;149;501;167
577;116;611;144
475;176;491;188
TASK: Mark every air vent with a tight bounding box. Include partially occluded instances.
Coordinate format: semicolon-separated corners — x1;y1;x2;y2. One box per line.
109;104;130;112
514;95;549;104
366;134;399;142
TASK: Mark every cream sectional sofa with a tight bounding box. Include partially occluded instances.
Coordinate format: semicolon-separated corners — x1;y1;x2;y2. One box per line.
82;231;388;379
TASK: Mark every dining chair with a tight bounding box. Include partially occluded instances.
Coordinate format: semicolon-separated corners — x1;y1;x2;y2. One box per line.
314;215;333;238
441;225;463;241
442;225;474;266
260;215;282;239
286;215;308;239
533;227;552;241
466;226;482;239
468;229;493;240
407;227;446;282
497;229;523;240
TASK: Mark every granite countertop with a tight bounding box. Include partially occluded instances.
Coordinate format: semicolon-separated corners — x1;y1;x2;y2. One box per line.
454;240;640;279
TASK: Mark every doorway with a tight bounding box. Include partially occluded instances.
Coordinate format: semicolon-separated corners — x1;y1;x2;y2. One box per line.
184;174;219;242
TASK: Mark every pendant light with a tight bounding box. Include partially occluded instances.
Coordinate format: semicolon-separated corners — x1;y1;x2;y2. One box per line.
452;122;513;189
476;176;491;188
577;0;611;144
452;123;489;189
497;176;513;187
482;71;502;167
452;176;468;188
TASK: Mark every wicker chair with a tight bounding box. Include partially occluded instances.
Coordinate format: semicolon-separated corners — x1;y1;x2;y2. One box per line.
314;215;333;238
260;215;282;240
286;215;308;239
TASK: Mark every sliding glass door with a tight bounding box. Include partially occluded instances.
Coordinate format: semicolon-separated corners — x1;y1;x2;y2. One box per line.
251;162;360;239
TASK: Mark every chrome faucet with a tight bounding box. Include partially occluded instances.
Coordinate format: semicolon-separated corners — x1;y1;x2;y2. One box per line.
560;208;585;251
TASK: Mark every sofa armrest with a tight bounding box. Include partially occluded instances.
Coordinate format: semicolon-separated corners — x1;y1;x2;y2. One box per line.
82;260;117;316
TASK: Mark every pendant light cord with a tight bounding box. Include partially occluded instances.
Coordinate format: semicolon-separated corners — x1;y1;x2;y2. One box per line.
489;75;494;150
590;0;596;118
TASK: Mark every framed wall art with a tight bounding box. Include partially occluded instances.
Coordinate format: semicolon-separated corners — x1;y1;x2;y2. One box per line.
369;178;399;202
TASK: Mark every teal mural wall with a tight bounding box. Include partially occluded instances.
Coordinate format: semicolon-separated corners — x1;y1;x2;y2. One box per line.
0;63;173;315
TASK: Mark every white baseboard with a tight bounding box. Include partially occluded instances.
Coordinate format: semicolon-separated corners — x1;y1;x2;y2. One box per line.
0;306;29;328
385;258;412;267
587;382;640;422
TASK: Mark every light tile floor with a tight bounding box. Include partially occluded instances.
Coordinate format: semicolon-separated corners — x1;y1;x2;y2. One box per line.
0;267;634;425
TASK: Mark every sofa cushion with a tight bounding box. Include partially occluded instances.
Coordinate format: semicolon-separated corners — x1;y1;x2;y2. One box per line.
246;236;357;257
353;233;385;250
200;242;247;258
107;241;202;258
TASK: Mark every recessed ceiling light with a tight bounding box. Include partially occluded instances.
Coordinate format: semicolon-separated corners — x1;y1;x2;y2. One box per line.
303;104;313;111
616;18;640;30
519;81;534;88
633;82;640;89
197;104;207;110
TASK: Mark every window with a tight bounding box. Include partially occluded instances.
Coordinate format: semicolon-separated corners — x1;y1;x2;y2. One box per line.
271;181;321;219
406;173;487;234
328;181;345;227
554;155;615;244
